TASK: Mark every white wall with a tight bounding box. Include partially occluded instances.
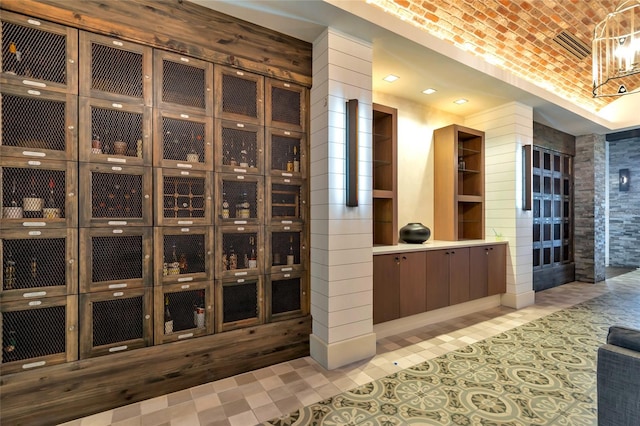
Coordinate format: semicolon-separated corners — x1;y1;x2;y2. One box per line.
309;28;376;369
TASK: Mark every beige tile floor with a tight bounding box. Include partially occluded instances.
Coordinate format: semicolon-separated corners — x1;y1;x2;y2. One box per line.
59;273;627;426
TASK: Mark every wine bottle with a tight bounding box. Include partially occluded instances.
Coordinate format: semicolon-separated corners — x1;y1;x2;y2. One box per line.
239;141;249;167
164;296;174;334
47;178;56;208
287;236;295;265
4;250;16;290
23;176;43;218
222;192;230;219
31;255;38;282
293;146;300;172
286;146;294;172
248;236;257;269
228;244;237;270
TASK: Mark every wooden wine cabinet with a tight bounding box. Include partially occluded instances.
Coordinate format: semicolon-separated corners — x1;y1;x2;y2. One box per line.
372;103;397;246
0;2;311;424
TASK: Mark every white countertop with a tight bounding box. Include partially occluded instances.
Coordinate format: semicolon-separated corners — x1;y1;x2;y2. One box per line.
373;239;507;255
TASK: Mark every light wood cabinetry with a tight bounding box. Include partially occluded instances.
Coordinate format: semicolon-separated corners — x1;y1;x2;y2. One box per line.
434;124;485;241
373;251;426;324
372;103;398;246
469;244;507;298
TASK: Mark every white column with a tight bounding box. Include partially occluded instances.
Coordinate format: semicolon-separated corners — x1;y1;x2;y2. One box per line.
466;102;535;309
309;28;376;369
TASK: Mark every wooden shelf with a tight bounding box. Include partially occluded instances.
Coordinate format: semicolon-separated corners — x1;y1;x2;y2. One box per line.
434;124;485;241
372;103;398;246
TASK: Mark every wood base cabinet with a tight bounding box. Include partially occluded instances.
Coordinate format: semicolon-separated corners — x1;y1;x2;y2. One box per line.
373;251;426;324
470;244;507;298
426;248;470;310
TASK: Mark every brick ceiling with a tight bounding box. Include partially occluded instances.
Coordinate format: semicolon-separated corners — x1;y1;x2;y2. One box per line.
367;0;639;113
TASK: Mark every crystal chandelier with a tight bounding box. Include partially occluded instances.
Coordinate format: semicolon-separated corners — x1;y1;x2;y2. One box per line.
592;0;640;97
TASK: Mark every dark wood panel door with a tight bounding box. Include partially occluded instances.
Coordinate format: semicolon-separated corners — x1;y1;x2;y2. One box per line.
373;254;400;324
399;251;427;317
426;250;449;311
448;248;470;305
469;246;489;300
488;244;507;295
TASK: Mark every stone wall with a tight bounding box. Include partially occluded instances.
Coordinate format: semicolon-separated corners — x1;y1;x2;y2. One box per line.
574;133;607;282
608;136;640;267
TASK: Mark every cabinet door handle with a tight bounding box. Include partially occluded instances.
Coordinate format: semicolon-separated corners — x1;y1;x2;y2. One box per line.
450;251;455;255
402;256;407;260
394;256;400;264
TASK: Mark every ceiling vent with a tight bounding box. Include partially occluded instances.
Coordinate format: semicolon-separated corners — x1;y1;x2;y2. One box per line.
553;30;591;60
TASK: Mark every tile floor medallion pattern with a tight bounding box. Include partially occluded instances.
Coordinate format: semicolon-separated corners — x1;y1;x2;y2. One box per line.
59;269;639;426
265;271;640;426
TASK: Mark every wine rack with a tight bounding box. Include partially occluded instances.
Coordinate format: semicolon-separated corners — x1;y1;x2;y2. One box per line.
266;78;306;132
154;226;214;285
266;127;306;178
1;159;77;229
214;65;264;125
267;176;305;224
154;50;213;116
154;110;213;171
1;228;77;302
215;276;263;332
79;287;152;359
0;11;78;94
216;226;262;279
1;295;78;374
267;272;308;322
79;163;152;227
267;224;305;274
215;119;264;175
0;85;77;162
79;31;152;105
79;96;151;166
154;281;213;344
79;227;152;293
216;173;263;225
154;169;212;226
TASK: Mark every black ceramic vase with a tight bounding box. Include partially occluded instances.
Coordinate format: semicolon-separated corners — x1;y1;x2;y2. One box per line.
399;222;431;244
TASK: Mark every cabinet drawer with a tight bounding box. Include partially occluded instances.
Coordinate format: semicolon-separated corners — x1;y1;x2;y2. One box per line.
79;227;152;293
79;96;151;166
79;163;152;227
79;288;153;359
215;119;264;175
154;110;213;171
266;272;308;322
267;224;306;275
154;281;213;345
216;225;263;278
266;78;306;132
267;176;306;225
215;276;263;332
214;65;264;125
0;85;77;162
0;11;78;94
155;168;213;227
154;226;214;286
154;50;213;116
79;31;152;105
1;294;78;374
1;159;77;229
1;228;77;302
266;127;306;179
216;173;263;226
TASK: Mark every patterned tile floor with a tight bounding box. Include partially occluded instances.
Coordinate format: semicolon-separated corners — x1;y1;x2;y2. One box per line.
60;269;640;426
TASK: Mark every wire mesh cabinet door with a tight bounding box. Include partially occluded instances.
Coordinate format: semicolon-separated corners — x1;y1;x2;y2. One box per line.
265;78;307;133
214;65;264;126
1;294;78;374
0;11;78;94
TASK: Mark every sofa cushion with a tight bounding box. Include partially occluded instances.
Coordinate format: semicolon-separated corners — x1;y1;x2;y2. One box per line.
607;326;640;352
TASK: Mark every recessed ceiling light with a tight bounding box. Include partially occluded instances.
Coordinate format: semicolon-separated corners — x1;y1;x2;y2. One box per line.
453;98;468;105
383;74;399;83
422;88;437;95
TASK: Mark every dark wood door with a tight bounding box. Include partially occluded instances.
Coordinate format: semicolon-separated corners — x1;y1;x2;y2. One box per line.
469;246;489;300
448;248;470;305
488;244;507;295
426;250;449;311
399;251;427;317
373;254;400;324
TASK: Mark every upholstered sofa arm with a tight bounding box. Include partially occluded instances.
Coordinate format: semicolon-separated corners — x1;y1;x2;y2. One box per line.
597;326;640;426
